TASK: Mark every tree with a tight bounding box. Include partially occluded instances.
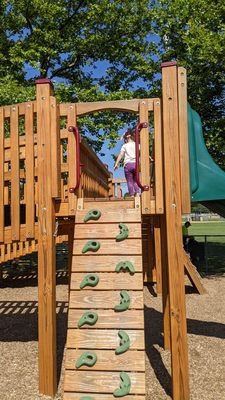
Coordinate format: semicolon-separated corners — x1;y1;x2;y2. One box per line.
153;0;225;169
0;0;224;164
0;0;158;151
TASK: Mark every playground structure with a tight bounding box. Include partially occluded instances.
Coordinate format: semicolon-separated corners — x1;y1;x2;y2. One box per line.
1;61;225;399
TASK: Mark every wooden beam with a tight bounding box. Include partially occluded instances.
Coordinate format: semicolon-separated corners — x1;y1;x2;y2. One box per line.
0;108;4;242
183;251;206;294
25;102;35;238
162;62;189;400
178;67;191;214
153;99;164;214
139;100;151;214
153;215;162;294
67;104;77;214
10;105;20;240
36;79;57;397
160;214;171;350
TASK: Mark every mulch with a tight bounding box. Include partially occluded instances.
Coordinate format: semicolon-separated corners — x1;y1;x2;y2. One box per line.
0;275;225;400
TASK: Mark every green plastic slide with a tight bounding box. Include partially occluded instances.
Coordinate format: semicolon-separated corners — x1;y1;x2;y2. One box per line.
188;104;225;217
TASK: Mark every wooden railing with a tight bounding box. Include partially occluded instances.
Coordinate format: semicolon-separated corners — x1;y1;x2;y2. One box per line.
0;99;110;263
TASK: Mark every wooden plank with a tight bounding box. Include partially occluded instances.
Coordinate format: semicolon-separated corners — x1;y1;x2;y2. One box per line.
162;62;189;400
71;255;142;272
3;101;37;118
154;216;162;294
65;349;145;371
153;99;164;214
139;100;151;214
159;214;170;350
64;394;145;400
68;309;144;329
74;98;154;115
74;223;141;239
3;224;38;244
36;79;57;397
67;329;144;349
10;105;20;240
50;96;61;198
73;239;142;255
67;104;77;214
76;209;141;223
70;272;143;290
0;108;4;242
69;290;143;309
183;251;206;294
83;200;134;210
55;200;69;216
64;371;145;394
178;67;191;214
25;102;35;239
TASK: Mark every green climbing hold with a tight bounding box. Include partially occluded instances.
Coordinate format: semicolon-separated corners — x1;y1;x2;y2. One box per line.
114;290;130;312
78;311;98;328
116;223;129;242
75;352;97;369
115;330;130;355
84;209;101;222
80;274;99;289
113;371;131;397
115;261;135;275
80;397;95;400
82;240;101;253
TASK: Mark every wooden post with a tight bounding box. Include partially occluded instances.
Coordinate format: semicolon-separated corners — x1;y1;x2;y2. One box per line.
161;62;189;400
139;100;151;214
153;215;162;294
10;105;20;241
67;104;77;214
177;67;191;214
36;79;57;397
0;108;4;243
25;102;35;239
160;214;171;350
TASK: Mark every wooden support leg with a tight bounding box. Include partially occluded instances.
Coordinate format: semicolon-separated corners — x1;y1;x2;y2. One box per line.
183;251;206;294
67;224;75;289
160;215;171;350
36;79;57;397
162;62;189;400
153;215;162;294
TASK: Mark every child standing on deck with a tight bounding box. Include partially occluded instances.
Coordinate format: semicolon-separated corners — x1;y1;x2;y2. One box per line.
114;128;140;197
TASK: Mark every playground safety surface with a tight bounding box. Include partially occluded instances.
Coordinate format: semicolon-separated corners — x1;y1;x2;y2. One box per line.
0;275;225;400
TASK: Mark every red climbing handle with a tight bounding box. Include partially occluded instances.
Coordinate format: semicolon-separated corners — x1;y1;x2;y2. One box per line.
135;122;150;191
68;125;82;193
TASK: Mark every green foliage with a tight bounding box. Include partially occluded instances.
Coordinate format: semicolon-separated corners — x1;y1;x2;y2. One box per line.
0;76;35;106
0;0;224;163
154;0;225;168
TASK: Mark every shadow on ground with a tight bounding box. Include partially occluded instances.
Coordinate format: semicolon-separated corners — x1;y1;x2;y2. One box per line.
0;300;68;384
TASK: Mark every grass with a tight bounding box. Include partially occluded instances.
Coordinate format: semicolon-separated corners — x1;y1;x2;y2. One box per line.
188;221;225;236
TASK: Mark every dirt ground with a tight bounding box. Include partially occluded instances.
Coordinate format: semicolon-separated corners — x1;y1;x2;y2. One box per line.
0;274;225;400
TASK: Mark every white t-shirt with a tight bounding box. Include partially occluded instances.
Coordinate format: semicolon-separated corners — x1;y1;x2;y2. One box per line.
120;142;136;165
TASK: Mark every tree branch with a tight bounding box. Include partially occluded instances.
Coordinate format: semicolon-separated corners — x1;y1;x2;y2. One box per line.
50;56;81;79
58;0;87;32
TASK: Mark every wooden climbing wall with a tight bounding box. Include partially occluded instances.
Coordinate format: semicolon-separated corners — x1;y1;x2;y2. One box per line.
63;199;146;399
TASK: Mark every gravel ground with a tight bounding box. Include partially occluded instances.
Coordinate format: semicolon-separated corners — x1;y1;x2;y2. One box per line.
0;275;225;400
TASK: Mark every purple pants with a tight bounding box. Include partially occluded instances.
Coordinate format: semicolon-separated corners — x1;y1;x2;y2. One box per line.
124;162;140;196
